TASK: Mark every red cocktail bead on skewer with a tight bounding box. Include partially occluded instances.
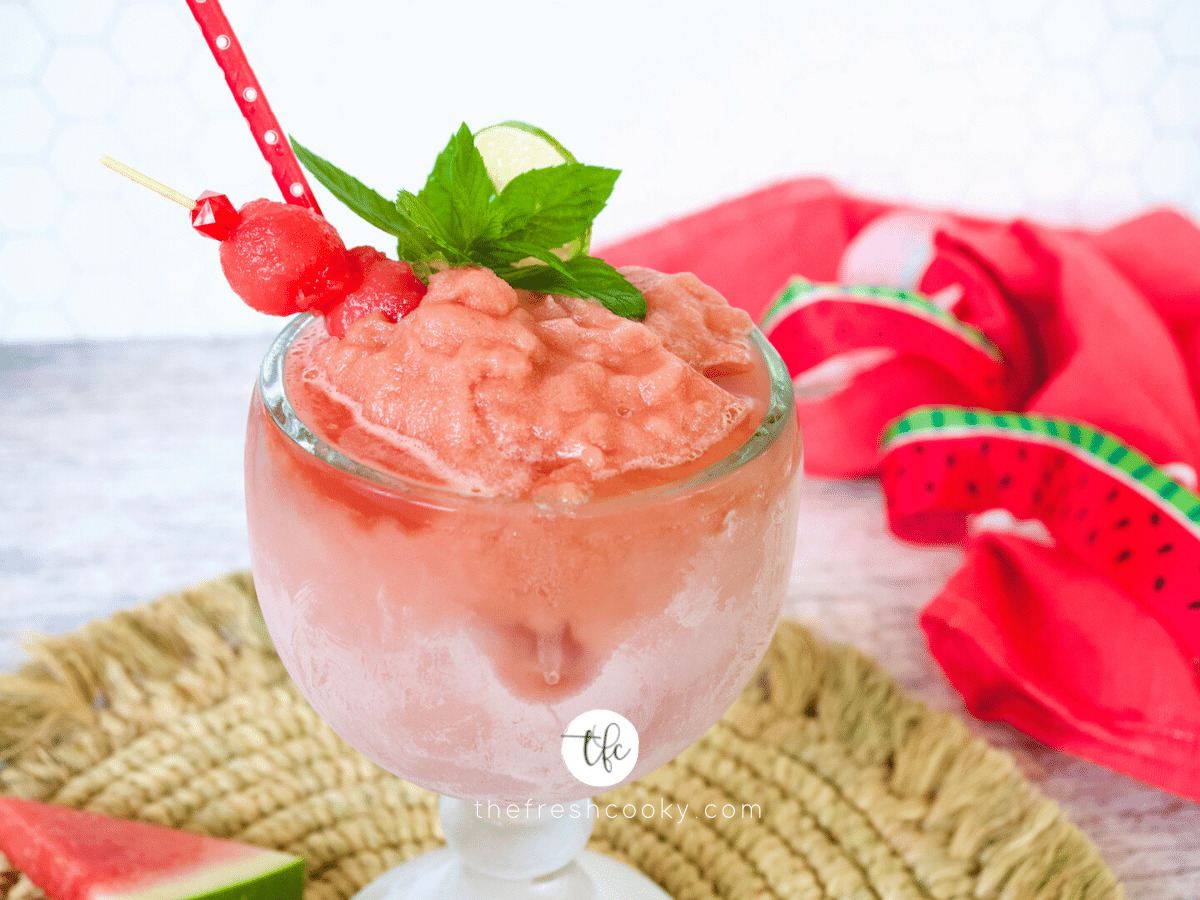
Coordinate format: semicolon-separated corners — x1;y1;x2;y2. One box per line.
99;155;242;240
191;191;240;240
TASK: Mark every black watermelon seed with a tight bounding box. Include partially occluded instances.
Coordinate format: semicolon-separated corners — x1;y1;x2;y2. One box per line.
1159;543;1174;554
967;482;978;495
1018;448;1028;460
925;481;935;493
1115;517;1130;529
1033;488;1043;504
947;454;956;467
1115;549;1132;563
980;441;990;455
1041;470;1054;484
1150;513;1160;525
1190;600;1200;610
836;325;849;340
1077;508;1089;520
876;331;884;339
1155;577;1165;591
1000;475;1012;488
1087;530;1098;544
1055;454;1066;468
1107;489;1119;503
914;444;925;454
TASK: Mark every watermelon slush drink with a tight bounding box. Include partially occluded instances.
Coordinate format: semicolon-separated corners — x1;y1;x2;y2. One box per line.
245;265;802;804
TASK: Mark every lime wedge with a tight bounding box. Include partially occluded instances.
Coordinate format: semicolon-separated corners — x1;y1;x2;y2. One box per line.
474;121;589;259
475;121;577;189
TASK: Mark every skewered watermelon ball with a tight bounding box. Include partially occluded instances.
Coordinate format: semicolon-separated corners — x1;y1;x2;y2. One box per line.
219;199;358;315
324;246;427;337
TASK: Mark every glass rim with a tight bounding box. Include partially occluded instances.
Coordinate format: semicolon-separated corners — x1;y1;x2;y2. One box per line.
258;313;796;509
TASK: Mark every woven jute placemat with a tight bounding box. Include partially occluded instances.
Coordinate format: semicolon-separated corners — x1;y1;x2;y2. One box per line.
0;573;1121;899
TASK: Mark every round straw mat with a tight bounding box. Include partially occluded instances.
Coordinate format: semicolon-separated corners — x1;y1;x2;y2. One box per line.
0;573;1121;900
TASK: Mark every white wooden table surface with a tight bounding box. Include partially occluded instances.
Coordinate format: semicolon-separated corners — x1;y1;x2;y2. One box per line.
1;337;1196;898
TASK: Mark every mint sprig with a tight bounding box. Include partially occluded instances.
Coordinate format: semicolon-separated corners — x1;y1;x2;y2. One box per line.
291;125;646;319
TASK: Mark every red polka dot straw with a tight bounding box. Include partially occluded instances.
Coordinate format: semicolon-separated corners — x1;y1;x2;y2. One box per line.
185;0;323;216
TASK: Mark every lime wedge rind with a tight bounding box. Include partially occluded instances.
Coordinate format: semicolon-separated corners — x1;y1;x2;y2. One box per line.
474;121;589;260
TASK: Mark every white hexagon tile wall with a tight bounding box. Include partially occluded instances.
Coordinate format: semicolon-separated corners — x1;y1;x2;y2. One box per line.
1;0;1198;342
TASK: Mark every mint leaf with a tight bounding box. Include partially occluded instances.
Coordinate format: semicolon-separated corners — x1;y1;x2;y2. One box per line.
565;257;647;318
419;123;500;252
291;137;411;237
478;238;571;274
396;189;461;263
294;124;645;319
497;256;647;320
493;164;618;250
558;257;648;319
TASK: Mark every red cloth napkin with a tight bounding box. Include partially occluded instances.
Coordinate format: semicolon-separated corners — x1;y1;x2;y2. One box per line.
600;179;1200;799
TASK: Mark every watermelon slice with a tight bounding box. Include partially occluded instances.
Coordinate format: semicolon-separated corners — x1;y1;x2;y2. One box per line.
880;405;1200;670
0;797;303;900
761;279;1019;408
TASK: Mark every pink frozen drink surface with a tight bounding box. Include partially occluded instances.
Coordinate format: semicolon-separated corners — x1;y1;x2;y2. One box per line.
287;265;759;500
246;266;802;802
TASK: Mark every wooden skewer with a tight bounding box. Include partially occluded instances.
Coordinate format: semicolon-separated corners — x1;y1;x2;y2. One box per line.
100;155;196;210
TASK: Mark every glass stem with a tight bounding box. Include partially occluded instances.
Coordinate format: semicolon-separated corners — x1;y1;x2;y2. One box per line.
435;796;597;898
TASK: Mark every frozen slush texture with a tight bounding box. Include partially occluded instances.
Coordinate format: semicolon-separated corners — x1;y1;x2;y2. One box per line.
246;269;802;803
288;266;757;499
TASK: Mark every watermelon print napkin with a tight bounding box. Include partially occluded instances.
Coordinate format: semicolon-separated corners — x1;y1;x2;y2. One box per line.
600;180;1200;801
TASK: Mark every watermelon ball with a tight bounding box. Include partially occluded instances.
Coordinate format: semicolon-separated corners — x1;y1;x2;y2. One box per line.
323;246;427;338
219;199;358;316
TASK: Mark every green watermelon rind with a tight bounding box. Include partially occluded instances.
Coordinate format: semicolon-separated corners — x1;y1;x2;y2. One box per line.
186;858;305;900
760;277;1003;364
882;405;1200;540
0;795;306;900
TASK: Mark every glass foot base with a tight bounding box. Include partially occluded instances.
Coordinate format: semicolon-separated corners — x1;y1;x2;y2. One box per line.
351;848;674;900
